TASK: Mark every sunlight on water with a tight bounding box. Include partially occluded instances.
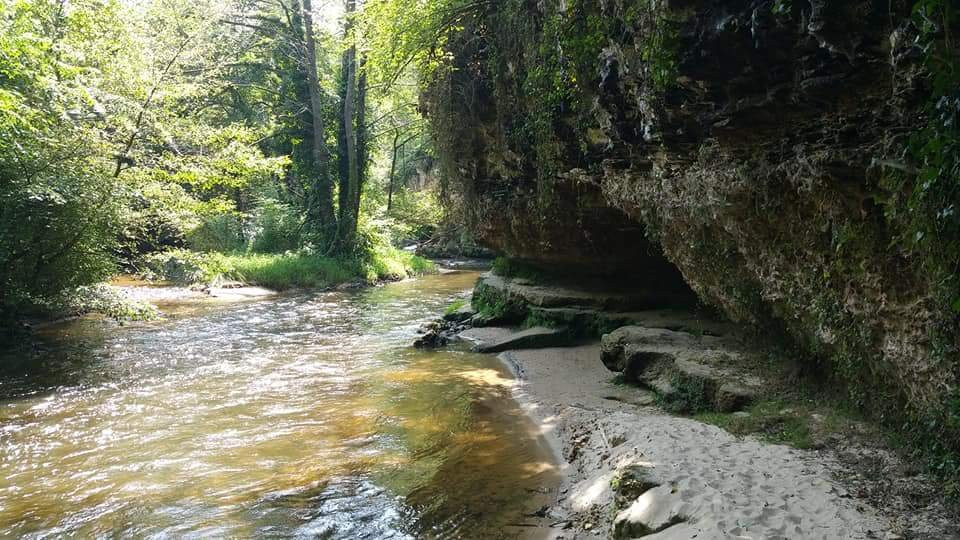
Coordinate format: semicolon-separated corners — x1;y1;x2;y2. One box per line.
0;271;560;538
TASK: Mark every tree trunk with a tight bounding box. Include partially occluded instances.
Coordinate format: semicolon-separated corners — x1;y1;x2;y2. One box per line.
337;46;350;231
300;0;336;240
337;0;359;250
386;128;400;213
354;54;368;223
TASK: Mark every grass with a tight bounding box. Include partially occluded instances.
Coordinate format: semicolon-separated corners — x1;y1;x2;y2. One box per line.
142;246;435;291
223;247;435;290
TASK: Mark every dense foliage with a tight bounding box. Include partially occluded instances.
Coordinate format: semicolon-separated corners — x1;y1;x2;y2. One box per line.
0;0;447;323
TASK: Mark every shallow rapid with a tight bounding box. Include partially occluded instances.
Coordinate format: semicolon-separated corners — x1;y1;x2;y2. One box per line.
0;270;559;538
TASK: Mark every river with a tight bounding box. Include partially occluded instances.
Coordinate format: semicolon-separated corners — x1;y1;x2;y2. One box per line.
0;269;560;538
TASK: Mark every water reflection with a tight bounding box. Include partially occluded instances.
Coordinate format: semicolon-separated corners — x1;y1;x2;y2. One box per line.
0;271;559;538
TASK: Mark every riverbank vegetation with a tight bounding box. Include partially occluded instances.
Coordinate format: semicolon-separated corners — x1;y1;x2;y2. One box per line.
142;246;432;291
0;0;455;327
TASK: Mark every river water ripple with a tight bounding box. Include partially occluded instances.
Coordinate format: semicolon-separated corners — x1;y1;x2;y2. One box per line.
0;270;559;538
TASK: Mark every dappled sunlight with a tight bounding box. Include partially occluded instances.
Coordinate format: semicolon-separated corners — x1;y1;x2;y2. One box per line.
571;471;616;511
457;368;516;388
520;461;558;476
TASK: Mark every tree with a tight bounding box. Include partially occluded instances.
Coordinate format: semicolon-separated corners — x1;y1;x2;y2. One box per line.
300;0;337;241
336;0;360;250
0;0;129;315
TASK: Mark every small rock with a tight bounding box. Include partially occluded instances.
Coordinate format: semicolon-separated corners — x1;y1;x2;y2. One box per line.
413;331;448;348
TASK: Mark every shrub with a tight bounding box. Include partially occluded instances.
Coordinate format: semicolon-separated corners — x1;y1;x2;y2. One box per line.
186;213;246;253
141;249;235;284
249;198;303;253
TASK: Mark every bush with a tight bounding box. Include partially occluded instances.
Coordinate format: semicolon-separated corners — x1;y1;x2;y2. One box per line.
186;213;246;253
0;0;122;319
141;249;235;284
249;198;303;253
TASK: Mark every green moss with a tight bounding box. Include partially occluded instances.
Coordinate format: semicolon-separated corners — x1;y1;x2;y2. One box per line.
470;280;526;322
521;307;622;337
608;374;631;386
520;309;557;329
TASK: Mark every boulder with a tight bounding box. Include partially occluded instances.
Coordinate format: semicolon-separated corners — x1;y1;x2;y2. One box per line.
442;303;476;323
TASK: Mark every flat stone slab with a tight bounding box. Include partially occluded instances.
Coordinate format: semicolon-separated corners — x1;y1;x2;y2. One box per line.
460;326;570;353
600;325;762;412
477;273;682;312
459;327;516;348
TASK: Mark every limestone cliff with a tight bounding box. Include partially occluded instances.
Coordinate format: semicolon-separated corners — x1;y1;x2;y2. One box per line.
423;0;960;455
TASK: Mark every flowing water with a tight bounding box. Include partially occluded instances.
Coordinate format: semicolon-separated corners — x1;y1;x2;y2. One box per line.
0;270;560;538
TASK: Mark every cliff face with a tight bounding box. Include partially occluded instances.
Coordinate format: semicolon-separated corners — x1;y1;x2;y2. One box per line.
425;0;959;446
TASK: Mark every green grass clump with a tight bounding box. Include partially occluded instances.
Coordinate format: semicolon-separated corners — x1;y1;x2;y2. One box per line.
695;400;819;450
223;253;355;289
444;298;468;315
142;249;235;284
470;280;526;322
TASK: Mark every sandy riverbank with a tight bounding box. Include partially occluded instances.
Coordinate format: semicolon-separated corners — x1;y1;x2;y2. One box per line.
461;335;958;539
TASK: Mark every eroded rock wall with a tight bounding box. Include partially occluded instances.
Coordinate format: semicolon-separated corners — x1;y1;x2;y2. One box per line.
424;0;959;443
